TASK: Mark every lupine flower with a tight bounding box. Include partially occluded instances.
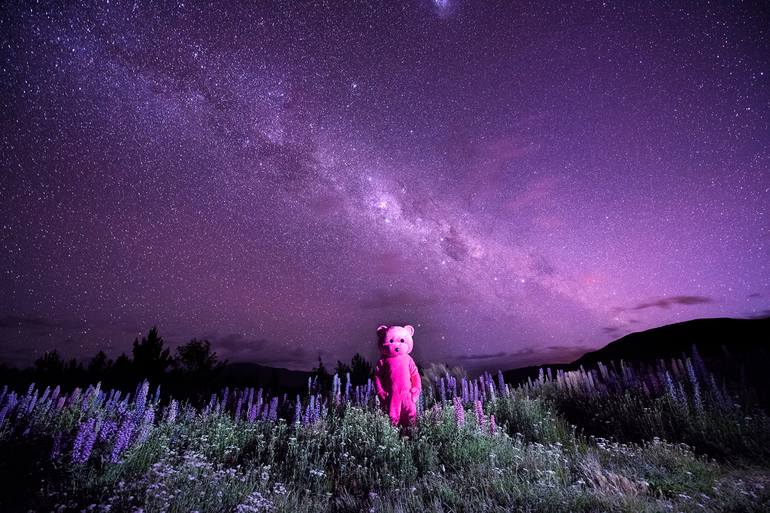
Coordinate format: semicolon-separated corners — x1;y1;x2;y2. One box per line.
294;395;302;425
685;358;703;412
246;387;254;414
137;407;155;443
221;387;230;411
453;397;465;427
110;417;135;463
0;401;15;427
664;371;679;403
67;387;81;408
345;372;351;402
474;399;484;429
165;399;178;424
235;395;244;421
80;419;101;463
247;403;258;423
268;397;279;421
134;381;149;423
72;418;96;464
99;419;118;442
489;414;497;435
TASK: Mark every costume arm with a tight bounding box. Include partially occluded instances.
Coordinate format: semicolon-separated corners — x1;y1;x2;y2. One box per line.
409;357;421;399
374;359;388;399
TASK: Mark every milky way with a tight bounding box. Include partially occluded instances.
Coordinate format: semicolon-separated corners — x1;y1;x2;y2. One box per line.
1;1;769;372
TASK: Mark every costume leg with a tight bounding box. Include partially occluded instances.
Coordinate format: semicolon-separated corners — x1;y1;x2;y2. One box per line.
401;395;417;427
388;391;402;425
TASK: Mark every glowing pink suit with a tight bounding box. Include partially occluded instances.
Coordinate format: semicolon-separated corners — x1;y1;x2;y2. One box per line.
374;324;421;427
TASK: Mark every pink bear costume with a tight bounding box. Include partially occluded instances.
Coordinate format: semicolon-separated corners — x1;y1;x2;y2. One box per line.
374;324;422;427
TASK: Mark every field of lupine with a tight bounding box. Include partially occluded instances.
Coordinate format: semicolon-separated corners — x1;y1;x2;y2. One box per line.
2;349;770;512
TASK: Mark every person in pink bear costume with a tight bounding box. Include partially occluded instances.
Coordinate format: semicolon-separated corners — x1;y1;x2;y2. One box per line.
374;324;422;427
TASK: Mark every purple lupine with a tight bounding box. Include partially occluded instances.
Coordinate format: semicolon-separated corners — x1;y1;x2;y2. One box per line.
165;399;178;424
439;378;447;403
79;419;101;464
0;398;17;427
461;378;468;403
664;371;678;403
110;417;135;463
487;377;496;402
489;414;497;435
303;401;313;425
134;381;149;423
40;386;51;405
345;372;351;403
474;399;484;429
453;397;465;427
294;395;302;425
72;418;95;464
99;419;118;442
267;396;278;421
65;387;80;408
246;387;254;415
708;373;727;409
235;393;244;421
50;385;61;404
137;408;155;443
221;387;230;412
685;358;702;408
247;403;258;423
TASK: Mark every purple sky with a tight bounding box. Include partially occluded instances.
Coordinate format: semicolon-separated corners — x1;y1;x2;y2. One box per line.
1;1;769;372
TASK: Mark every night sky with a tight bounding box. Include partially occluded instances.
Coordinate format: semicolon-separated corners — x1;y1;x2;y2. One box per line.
1;1;769;372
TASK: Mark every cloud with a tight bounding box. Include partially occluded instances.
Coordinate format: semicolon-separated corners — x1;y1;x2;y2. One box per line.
614;295;715;313
454;351;509;361
0;315;65;329
0;315;79;333
747;293;763;299
212;333;269;360
210;333;316;367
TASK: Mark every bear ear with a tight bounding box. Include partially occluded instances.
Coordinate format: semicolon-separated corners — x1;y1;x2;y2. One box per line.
377;324;388;334
404;325;414;336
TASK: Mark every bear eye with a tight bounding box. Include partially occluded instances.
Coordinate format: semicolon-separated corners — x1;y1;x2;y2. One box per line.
400;338;404;342
388;338;393;343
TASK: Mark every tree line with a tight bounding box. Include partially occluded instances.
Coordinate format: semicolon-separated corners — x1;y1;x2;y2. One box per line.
0;327;376;405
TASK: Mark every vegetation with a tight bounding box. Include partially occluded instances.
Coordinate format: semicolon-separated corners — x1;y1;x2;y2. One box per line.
1;346;769;512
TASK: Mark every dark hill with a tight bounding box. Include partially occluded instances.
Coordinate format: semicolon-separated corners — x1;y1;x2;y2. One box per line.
572;316;770;368
215;362;314;393
503;316;770;406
